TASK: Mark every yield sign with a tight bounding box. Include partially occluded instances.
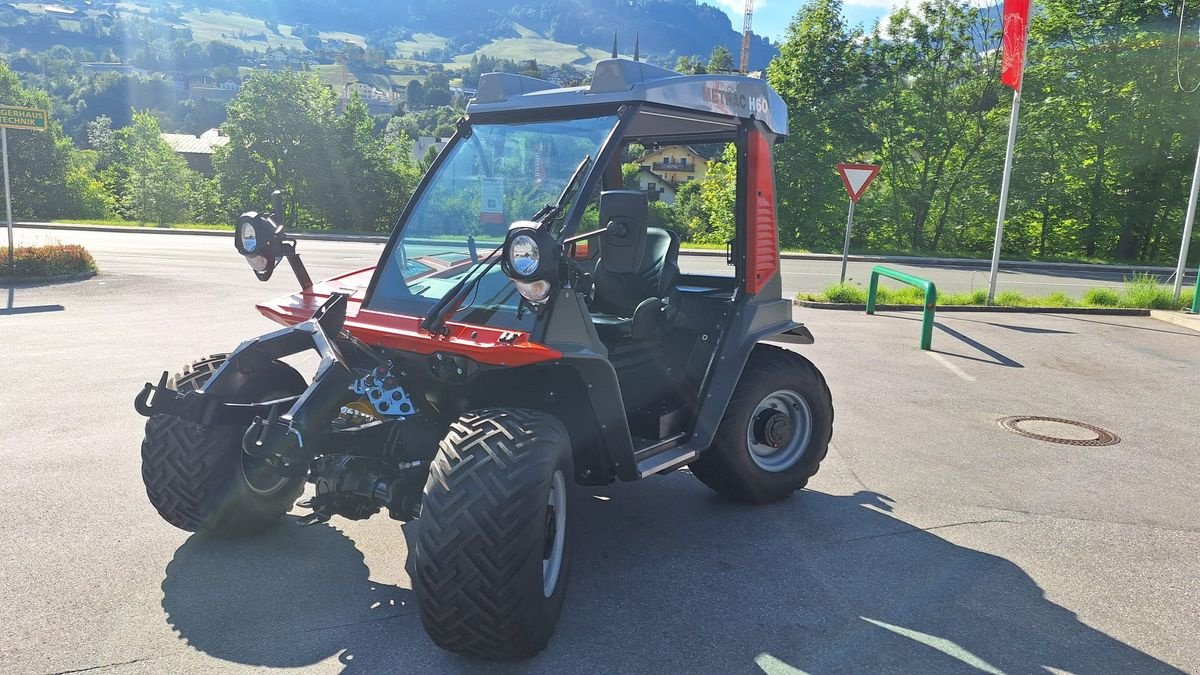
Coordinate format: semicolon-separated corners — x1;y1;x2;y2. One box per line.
837;163;881;203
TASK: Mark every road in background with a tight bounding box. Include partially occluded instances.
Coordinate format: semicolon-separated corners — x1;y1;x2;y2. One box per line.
14;227;1194;298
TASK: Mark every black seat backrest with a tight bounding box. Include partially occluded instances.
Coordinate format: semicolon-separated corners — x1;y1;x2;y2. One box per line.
591;227;680;317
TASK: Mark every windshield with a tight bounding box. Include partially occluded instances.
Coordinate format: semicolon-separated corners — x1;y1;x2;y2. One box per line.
368;115;617;328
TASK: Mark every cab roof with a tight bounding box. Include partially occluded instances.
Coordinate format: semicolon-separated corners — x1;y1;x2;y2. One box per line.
467;58;788;138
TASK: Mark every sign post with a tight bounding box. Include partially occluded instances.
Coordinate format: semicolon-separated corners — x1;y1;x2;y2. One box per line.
0;104;49;274
836;163;881;283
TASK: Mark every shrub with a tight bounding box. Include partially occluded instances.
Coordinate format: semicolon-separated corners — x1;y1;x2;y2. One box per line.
4;244;97;278
1043;291;1075;308
822;282;867;304
1119;273;1180;310
940;289;988;306
876;285;925;305
1083;287;1121;307
994;289;1029;307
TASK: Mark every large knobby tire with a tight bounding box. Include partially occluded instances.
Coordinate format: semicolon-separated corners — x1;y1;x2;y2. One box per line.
690;344;833;504
141;354;306;536
413;408;574;660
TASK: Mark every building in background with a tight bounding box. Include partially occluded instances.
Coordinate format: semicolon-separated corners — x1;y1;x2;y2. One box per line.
633;167;677;204
638;145;708;187
160;129;229;174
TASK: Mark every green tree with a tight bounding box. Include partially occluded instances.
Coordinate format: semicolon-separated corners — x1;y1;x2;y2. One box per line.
708;45;734;73
215;70;339;223
122;111;191;224
216;70;420;231
406;80;425;109
767;0;872;250
0;62;105;219
865;1;1005;252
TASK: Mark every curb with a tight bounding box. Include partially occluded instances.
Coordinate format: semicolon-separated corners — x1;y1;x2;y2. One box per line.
793;300;1151;316
1149;309;1200;333
0;270;97;286
16;221;390;243
15;222;1188;275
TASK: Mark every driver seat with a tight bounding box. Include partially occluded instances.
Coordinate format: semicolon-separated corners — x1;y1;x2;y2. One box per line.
590;227;680;340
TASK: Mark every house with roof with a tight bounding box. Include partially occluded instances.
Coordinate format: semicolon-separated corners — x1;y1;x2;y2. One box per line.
632;167;677;205
637;145;709;187
413;136;453;163
343;81;395;103
160;129;229;174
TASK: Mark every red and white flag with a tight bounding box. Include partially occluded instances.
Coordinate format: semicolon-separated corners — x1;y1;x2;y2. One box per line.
1001;0;1031;90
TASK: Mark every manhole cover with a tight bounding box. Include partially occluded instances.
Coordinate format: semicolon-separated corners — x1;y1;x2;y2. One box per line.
998;416;1120;447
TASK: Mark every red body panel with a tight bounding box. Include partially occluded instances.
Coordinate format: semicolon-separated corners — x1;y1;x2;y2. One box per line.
256;267;562;367
744;128;780;295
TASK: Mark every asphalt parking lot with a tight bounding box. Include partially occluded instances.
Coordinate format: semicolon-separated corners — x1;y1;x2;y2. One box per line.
1;262;1197;673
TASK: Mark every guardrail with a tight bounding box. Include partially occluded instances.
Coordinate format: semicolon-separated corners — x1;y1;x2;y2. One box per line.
1193;270;1199;314
866;266;937;350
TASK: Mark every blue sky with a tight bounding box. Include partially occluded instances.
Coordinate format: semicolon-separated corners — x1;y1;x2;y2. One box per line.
708;0;896;41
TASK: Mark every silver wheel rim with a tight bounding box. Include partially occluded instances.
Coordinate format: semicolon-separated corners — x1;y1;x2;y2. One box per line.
240;453;290;496
745;389;813;473
542;469;567;598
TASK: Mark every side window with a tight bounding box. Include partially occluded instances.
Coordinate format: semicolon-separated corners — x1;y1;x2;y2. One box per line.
641;142;738;278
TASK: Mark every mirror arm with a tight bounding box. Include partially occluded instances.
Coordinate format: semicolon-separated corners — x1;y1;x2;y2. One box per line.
562;223;615;246
281;240;313;291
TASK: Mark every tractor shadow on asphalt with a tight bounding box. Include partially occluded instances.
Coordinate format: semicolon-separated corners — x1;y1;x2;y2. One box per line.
161;483;1183;673
161;516;415;669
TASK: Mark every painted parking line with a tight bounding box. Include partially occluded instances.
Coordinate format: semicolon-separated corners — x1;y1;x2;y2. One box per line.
927;351;976;381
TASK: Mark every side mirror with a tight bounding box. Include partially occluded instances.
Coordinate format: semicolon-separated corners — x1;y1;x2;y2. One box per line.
597;190;648;273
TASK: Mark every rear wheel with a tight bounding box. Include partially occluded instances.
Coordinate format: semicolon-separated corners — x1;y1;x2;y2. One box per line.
690;344;833;504
413;408;574;660
141;355;306;536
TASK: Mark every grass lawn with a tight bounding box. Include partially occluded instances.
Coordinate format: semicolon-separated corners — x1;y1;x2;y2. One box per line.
53;219;234;231
800;276;1196;311
393;33;450;58
311;65;422;93
452;23;611;67
182;9;307;51
318;30;367;49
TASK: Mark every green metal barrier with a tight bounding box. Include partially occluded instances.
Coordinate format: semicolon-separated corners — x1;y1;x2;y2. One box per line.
1192;269;1199;314
866;266;937;350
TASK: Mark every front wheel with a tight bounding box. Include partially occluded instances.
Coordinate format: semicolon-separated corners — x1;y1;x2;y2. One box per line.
413;408;574;660
140;355;307;536
690;344;834;504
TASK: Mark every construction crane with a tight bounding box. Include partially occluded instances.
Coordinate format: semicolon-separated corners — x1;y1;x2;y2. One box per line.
739;0;754;74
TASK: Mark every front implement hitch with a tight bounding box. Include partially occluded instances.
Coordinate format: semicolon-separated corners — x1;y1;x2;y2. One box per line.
134;293;361;462
134;372;298;427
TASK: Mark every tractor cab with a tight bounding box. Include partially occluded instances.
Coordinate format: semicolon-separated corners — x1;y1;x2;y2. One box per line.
135;59;831;661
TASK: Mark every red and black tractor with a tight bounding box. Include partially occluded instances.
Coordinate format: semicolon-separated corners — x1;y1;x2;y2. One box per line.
134;59;833;660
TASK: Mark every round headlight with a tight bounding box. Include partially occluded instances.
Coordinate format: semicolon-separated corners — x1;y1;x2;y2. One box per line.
246;254;271;272
515;279;552;304
508;234;540;278
239;221;258;254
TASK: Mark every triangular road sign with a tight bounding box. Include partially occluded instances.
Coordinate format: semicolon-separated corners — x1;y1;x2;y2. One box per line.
837;163;881;203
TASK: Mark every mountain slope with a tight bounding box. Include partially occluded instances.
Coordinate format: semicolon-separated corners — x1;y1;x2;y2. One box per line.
193;0;777;69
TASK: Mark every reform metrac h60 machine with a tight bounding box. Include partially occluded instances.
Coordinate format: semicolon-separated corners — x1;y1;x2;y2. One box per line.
134;58;833;660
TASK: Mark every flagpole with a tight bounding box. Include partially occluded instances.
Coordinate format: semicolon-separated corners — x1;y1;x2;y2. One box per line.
987;4;1031;305
1172;132;1200;298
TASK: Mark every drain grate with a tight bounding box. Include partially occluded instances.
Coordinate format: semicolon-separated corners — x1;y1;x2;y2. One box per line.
998;416;1120;447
